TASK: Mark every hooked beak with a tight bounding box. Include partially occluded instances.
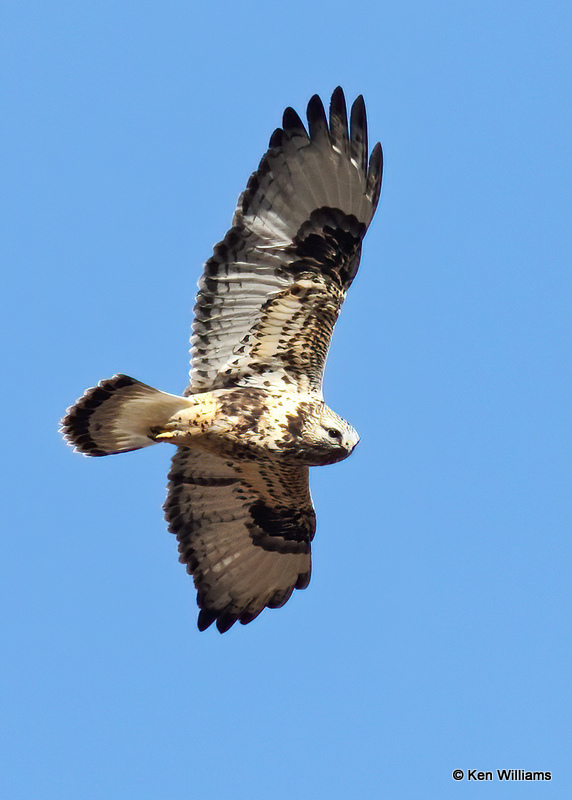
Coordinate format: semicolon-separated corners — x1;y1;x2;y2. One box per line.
346;430;360;454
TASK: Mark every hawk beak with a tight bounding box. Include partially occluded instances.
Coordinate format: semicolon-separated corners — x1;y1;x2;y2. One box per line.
152;430;178;443
347;432;360;453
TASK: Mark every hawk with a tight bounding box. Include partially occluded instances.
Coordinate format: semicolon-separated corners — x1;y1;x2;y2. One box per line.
62;88;383;632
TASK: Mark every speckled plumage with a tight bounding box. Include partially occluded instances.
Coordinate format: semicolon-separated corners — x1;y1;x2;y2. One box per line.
61;88;382;633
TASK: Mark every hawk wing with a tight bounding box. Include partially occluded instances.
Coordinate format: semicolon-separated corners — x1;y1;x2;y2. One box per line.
188;87;382;395
164;447;315;632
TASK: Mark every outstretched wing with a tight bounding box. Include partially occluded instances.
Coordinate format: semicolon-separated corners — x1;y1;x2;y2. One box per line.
188;87;382;395
164;448;315;633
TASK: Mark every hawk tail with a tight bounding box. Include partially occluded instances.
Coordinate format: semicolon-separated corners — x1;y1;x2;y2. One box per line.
61;374;191;456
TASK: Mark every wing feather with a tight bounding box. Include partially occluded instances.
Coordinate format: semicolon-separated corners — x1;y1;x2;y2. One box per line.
187;88;382;394
164;448;315;633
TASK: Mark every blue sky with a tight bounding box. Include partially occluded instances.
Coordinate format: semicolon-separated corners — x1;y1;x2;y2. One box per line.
2;1;571;797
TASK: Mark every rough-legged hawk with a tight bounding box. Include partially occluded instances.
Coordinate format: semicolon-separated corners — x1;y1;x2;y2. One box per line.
62;88;383;633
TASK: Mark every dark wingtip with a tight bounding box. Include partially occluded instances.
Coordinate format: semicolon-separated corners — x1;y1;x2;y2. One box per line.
268;127;283;148
239;608;264;626
331;85;346;107
197;606;240;633
367;141;383;209
197;608;217;632
282;106;308;138
215;613;238;633
350;95;368;172
350;95;366;124
329;87;349;150
307;93;323;112
306;94;328;141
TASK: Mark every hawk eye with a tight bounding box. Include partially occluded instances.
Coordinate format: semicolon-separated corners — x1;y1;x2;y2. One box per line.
327;428;342;440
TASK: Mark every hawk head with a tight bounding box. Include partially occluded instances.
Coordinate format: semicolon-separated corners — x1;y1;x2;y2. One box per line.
283;401;359;466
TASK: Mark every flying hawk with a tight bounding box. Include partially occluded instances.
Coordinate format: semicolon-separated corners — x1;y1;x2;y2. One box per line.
62;88;383;633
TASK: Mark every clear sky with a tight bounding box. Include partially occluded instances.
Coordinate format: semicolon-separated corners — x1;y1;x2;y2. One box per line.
2;1;571;798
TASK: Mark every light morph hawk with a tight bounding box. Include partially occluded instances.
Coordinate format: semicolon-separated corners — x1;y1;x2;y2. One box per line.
62;88;382;633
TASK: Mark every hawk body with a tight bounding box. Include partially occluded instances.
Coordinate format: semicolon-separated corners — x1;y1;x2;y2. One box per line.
62;88;383;632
